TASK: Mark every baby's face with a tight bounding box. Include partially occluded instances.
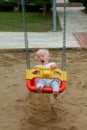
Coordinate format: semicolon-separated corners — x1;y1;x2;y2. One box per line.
37;52;49;65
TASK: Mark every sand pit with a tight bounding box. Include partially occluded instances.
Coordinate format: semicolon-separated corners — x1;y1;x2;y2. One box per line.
0;49;87;130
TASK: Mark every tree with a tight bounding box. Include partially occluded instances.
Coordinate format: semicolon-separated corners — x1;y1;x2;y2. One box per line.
41;0;52;17
16;0;20;10
42;0;48;17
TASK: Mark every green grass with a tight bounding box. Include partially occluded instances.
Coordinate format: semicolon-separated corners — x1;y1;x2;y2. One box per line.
0;11;61;32
83;9;87;14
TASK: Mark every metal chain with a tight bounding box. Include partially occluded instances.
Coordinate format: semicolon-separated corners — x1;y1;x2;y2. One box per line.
62;0;67;71
21;0;30;69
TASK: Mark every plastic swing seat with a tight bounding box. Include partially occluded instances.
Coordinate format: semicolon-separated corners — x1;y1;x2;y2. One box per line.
26;78;66;93
26;66;67;93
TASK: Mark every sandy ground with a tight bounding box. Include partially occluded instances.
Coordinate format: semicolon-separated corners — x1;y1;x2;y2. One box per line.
0;49;87;130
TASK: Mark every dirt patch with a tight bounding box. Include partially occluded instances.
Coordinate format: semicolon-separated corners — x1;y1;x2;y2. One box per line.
0;49;87;130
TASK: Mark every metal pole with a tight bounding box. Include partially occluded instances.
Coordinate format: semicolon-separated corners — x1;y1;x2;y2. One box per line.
53;0;57;32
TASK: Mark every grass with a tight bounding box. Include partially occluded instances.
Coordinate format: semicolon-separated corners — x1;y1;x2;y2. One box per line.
0;11;61;32
83;9;87;14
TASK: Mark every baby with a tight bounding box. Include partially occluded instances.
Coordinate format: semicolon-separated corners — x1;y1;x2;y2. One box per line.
34;49;60;98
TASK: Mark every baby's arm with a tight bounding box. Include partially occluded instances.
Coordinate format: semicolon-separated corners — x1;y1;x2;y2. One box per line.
34;64;41;69
34;65;39;69
33;65;40;74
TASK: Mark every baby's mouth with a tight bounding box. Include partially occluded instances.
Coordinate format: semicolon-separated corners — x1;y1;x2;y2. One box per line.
41;60;44;64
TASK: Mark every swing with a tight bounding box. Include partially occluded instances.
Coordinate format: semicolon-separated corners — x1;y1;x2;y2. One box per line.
26;66;67;93
21;0;68;93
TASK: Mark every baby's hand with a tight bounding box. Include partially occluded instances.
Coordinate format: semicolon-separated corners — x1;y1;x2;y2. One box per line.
33;66;39;74
34;66;39;69
50;64;57;69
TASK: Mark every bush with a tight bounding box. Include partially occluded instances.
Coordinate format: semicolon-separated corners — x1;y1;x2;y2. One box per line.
23;0;52;12
69;0;82;2
81;0;87;10
0;0;16;11
0;0;52;12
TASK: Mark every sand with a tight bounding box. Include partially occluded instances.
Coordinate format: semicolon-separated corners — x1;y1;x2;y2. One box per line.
0;49;87;130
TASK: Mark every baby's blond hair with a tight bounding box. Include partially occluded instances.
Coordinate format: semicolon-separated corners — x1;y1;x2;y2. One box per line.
36;49;49;56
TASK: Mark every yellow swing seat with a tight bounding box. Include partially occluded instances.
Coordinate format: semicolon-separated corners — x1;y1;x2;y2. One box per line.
26;66;68;93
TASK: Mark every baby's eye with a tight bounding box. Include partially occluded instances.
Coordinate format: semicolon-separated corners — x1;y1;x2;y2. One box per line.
38;56;41;59
41;55;44;57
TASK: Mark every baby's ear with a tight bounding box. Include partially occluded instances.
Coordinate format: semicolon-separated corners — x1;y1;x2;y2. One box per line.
48;55;50;59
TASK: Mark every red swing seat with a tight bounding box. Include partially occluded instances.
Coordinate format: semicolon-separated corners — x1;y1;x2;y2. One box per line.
26;78;66;93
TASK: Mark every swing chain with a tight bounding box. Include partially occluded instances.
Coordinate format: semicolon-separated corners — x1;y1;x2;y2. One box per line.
21;0;30;69
62;0;67;71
